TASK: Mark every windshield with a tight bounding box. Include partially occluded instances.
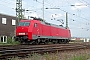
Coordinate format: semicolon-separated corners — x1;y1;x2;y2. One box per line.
18;22;30;26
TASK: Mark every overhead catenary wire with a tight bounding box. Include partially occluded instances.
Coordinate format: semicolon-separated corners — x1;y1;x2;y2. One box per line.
24;0;90;25
46;0;90;30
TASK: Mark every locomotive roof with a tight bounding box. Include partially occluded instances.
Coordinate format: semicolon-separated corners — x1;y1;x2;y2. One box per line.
20;19;31;22
20;19;67;29
34;19;66;29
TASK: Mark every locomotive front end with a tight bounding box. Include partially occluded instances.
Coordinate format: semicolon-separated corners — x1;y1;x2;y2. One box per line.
15;20;32;43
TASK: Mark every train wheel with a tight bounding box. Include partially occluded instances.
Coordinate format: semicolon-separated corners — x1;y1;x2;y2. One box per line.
60;39;65;44
52;39;57;44
58;40;61;44
66;39;70;43
64;39;67;44
59;40;62;44
35;39;40;45
45;40;49;44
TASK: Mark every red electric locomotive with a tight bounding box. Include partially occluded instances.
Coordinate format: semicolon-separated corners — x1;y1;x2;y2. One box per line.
15;19;71;44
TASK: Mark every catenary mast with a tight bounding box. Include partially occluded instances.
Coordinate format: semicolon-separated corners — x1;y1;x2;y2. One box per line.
16;0;23;23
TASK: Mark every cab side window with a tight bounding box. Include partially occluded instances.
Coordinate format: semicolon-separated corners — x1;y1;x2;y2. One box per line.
34;23;37;27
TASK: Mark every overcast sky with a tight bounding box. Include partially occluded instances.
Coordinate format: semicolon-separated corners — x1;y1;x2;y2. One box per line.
0;0;90;38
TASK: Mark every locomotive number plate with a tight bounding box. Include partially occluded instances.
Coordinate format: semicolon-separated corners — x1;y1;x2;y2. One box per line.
19;33;25;35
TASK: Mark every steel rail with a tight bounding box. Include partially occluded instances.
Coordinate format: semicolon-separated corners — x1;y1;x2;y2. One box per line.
0;42;90;59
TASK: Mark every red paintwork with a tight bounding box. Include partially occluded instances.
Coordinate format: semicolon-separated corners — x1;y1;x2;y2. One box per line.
16;19;71;40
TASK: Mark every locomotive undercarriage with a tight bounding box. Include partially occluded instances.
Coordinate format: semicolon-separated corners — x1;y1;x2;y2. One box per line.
15;36;70;44
15;35;28;44
28;39;70;44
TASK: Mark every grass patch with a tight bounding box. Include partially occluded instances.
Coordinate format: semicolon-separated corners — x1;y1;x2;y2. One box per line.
71;55;87;60
30;53;42;60
10;52;90;60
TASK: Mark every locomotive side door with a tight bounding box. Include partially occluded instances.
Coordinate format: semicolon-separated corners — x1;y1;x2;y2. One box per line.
37;23;42;35
33;23;38;35
33;23;42;35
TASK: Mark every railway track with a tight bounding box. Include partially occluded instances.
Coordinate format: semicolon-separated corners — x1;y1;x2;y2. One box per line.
0;42;90;59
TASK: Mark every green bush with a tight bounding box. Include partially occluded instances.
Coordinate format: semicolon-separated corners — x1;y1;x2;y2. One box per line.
0;37;20;45
7;37;20;45
7;37;13;44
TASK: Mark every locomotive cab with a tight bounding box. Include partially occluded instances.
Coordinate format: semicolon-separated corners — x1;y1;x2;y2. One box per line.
15;20;32;43
15;19;40;43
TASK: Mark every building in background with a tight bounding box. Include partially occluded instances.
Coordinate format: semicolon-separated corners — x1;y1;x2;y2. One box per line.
0;13;17;43
71;37;90;42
